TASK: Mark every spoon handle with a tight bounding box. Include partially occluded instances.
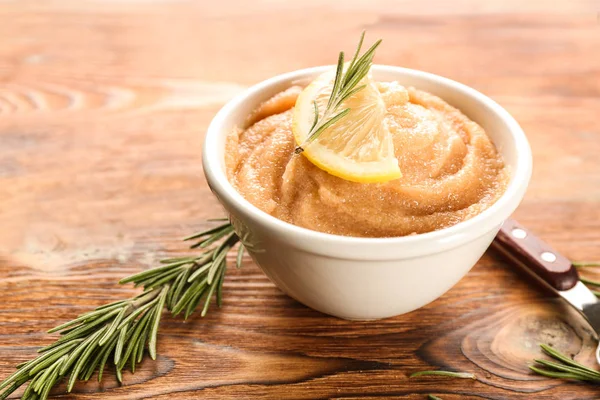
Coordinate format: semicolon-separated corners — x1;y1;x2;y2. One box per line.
492;219;579;292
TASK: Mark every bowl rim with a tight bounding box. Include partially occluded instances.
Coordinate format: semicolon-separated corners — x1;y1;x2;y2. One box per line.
203;65;532;253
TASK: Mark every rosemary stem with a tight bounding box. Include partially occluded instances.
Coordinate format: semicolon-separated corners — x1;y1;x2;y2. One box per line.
132;287;162;308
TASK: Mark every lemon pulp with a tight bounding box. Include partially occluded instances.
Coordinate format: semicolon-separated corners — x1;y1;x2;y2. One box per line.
292;69;401;183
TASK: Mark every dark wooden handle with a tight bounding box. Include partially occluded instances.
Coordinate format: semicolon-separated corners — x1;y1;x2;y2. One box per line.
492;219;579;291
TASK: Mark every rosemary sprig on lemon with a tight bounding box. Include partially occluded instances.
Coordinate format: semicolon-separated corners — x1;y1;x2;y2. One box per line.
292;32;402;183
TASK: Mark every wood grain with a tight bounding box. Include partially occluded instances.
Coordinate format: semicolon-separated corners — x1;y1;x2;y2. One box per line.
1;1;600;398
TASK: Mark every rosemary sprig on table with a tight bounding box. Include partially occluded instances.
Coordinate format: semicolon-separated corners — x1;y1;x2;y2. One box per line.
410;370;474;399
294;31;382;154
0;220;242;400
530;344;600;382
410;370;476;380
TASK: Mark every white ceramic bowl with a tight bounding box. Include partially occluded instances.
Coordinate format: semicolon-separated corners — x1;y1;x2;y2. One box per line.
203;65;532;320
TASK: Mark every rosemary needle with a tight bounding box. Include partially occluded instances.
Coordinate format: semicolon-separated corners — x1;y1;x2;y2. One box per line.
573;261;600;268
410;370;476;379
530;343;600;383
577;274;600;297
578;275;600;297
579;276;600;287
0;219;245;400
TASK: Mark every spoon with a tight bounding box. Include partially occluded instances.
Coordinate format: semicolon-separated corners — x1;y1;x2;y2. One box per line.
492;219;600;366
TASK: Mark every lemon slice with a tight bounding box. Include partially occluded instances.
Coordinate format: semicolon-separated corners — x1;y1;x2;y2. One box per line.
292;69;401;183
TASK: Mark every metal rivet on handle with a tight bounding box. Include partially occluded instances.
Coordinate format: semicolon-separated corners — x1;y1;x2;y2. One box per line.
512;228;527;239
541;252;557;263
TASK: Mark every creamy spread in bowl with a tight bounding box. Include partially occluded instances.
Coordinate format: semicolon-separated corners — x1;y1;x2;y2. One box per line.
225;82;509;237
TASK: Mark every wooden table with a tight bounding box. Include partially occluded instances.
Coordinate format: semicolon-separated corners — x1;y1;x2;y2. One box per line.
1;1;599;399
